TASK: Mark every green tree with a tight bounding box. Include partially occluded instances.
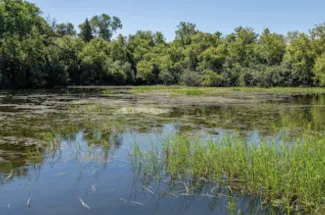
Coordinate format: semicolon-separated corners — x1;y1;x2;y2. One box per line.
51;36;85;85
0;0;51;88
283;33;315;86
227;27;258;66
159;69;175;85
310;22;325;56
90;14;122;41
109;34;128;62
0;0;324;88
0;0;46;38
56;23;76;37
153;32;166;45
256;28;286;66
126;31;155;78
175;21;197;45
201;69;224;87
180;69;202;86
313;53;325;86
284;31;299;44
199;44;227;71
79;18;93;42
137;60;154;84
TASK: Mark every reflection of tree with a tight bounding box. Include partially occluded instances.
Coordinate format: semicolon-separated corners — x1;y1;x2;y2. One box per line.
0;136;45;184
168;95;325;135
311;95;325;130
0;119;124;184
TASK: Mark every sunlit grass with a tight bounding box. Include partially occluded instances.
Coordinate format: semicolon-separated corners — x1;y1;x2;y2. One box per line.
227;87;325;95
130;86;215;96
101;89;116;94
130;131;325;214
131;86;325;96
130;85;182;94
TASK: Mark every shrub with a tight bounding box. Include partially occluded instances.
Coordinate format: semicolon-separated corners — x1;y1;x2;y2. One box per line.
201;69;224;87
159;69;175;85
180;70;202;86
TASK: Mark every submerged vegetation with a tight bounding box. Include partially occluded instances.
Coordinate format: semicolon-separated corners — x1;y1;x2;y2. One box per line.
2;0;325;88
130;131;325;214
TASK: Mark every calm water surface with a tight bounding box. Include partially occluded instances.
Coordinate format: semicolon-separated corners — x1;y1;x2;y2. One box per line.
0;89;324;215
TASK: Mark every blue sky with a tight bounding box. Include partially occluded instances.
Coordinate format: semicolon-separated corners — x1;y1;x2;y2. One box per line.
32;0;325;41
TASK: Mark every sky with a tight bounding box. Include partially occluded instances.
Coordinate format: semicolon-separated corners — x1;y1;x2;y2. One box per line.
32;0;325;41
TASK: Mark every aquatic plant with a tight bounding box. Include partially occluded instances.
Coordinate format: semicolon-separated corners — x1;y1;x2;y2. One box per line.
130;131;325;214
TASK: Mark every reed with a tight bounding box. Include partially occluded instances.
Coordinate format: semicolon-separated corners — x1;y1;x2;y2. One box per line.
130;131;325;213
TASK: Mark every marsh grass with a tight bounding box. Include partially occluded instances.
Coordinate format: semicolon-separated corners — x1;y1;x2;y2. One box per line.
227;87;325;95
130;131;325;214
131;86;216;96
131;86;325;97
130;86;182;94
101;89;116;94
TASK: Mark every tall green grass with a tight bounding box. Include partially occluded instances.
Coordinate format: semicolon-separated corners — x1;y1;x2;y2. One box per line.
130;132;325;213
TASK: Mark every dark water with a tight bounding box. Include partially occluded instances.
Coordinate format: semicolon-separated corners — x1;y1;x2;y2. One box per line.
0;89;324;215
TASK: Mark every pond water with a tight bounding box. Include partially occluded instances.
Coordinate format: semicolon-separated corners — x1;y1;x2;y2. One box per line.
0;88;324;215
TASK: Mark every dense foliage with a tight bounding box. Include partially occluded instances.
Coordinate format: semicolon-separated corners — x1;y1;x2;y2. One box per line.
1;0;325;88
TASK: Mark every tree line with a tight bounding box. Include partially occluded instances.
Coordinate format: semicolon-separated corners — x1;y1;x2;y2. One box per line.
1;0;325;88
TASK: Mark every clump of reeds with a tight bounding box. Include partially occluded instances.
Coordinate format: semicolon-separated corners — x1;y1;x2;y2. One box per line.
129;131;325;214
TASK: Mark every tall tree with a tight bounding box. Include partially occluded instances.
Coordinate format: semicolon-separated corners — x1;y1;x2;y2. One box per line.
90;14;122;41
175;22;197;45
79;18;93;42
313;53;325;86
0;0;51;88
256;28;286;66
227;27;258;66
56;23;76;37
283;33;315;86
310;22;325;56
153;32;166;45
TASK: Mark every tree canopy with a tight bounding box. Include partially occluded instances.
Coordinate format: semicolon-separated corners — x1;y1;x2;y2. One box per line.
1;0;325;88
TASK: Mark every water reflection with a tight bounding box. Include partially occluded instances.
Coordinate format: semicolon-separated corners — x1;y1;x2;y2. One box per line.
1;89;325;214
0;127;278;215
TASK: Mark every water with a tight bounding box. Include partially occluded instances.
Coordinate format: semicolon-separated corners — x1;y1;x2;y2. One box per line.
0;88;324;215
